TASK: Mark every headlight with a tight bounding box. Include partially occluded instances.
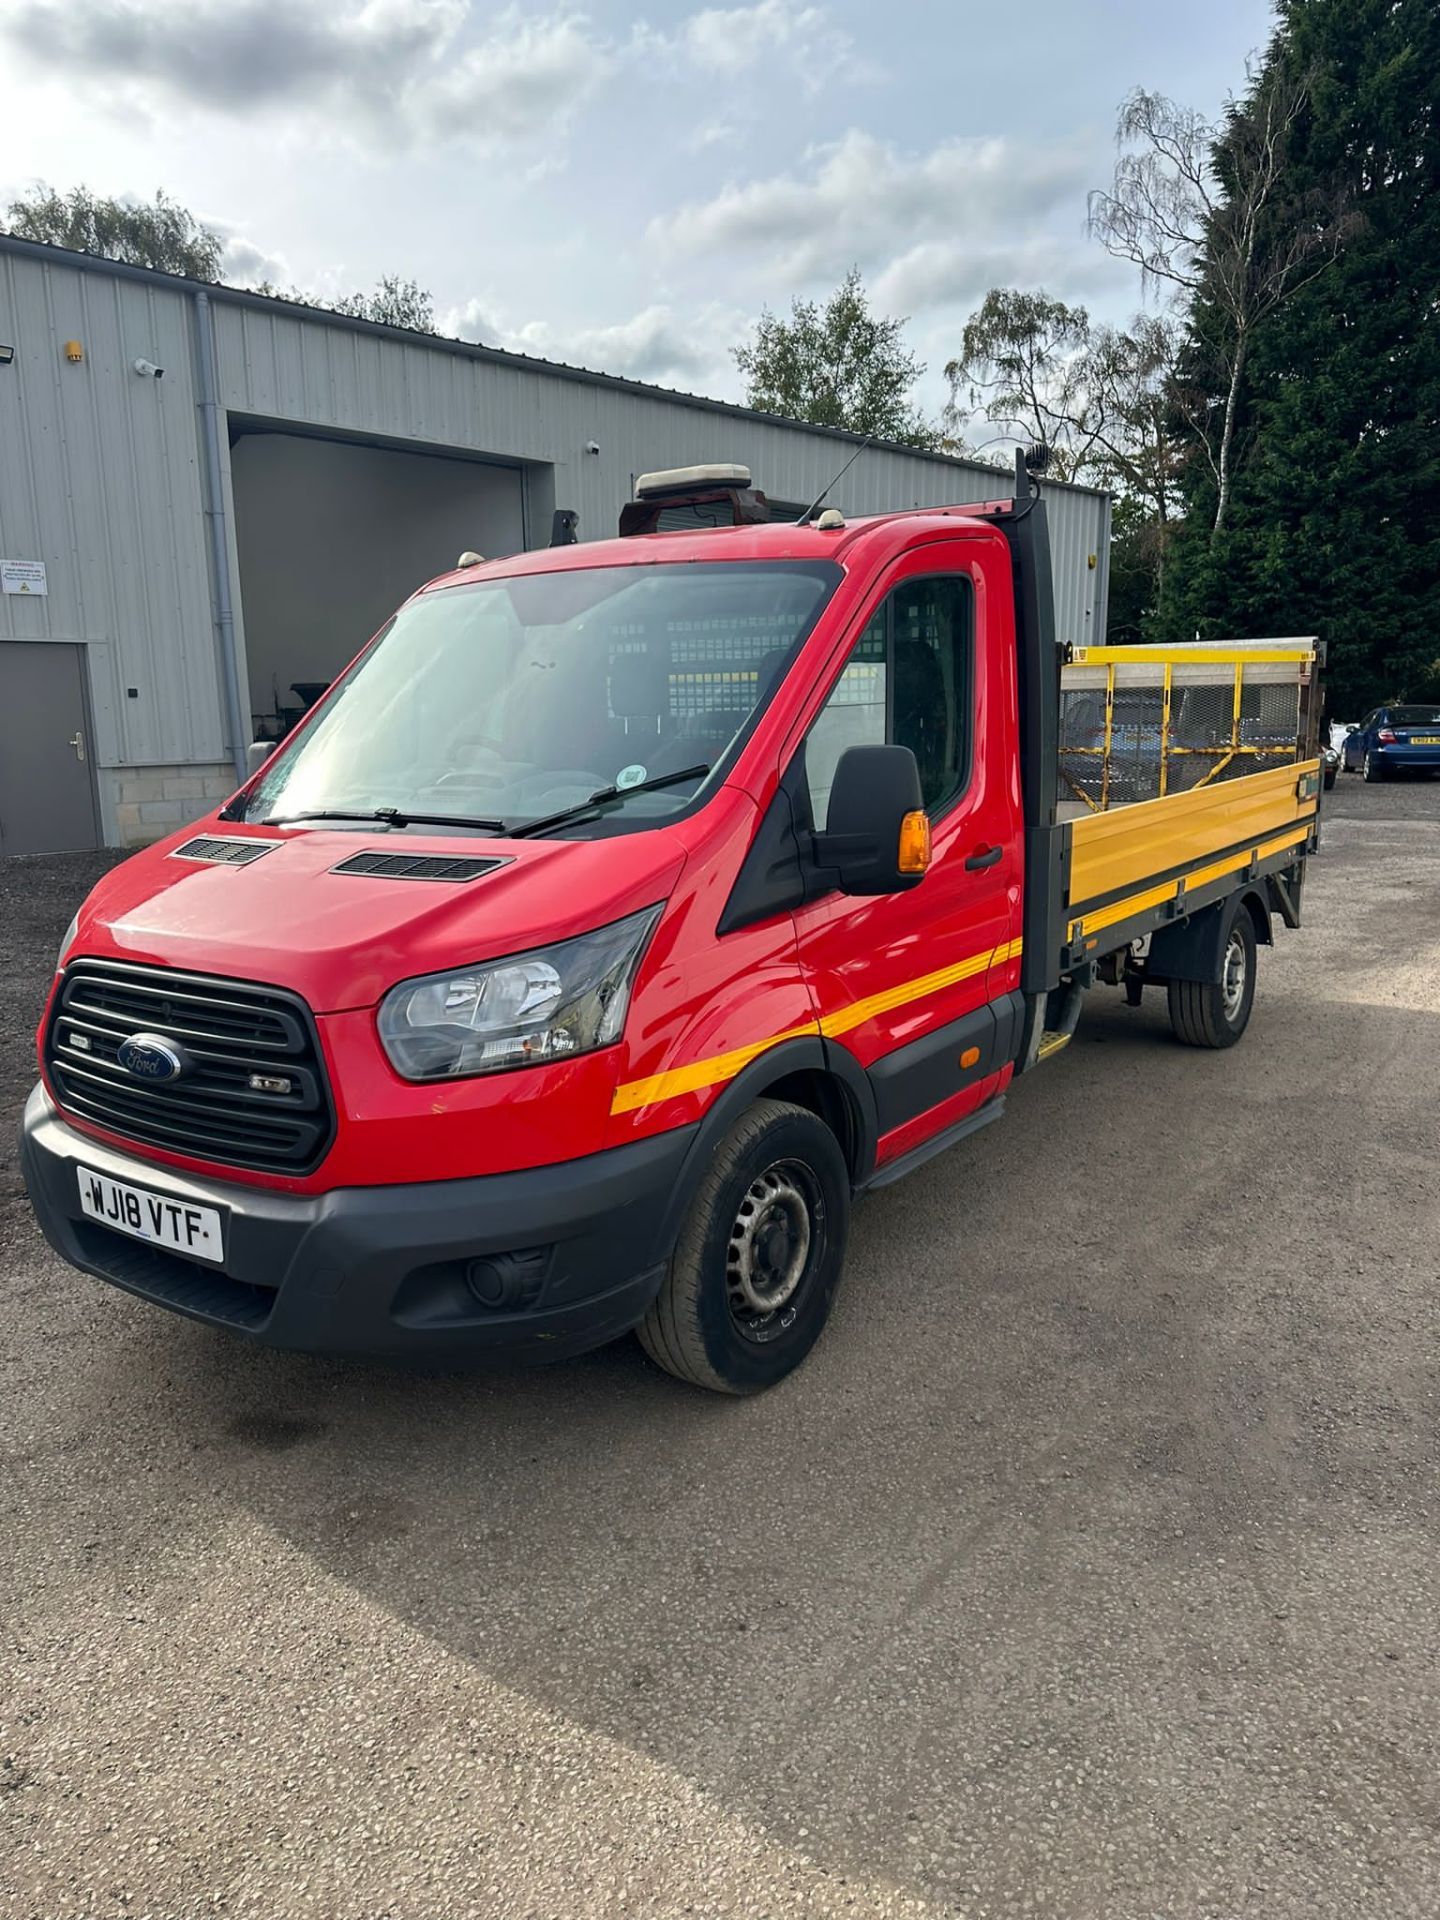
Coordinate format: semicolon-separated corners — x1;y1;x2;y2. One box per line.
377;905;661;1081
56;912;80;971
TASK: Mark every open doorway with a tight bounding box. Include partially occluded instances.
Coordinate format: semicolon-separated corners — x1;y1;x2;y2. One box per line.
228;424;528;742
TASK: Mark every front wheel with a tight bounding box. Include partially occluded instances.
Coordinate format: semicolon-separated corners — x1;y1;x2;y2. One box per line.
1167;912;1257;1049
637;1098;850;1394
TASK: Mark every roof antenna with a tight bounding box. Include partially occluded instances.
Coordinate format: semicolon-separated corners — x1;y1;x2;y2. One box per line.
796;432;874;525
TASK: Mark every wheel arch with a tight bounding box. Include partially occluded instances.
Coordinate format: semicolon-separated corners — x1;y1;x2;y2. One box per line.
1146;885;1271;986
1236;885;1274;950
656;1037;878;1255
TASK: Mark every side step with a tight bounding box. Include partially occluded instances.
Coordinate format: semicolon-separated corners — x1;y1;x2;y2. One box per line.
1036;1029;1073;1063
860;1097;1005;1192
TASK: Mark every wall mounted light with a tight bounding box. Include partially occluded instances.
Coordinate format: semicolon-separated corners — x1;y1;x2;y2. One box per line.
63;339;83;363
0;343;15;365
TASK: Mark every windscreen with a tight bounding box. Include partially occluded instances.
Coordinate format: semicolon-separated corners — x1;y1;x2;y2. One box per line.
241;561;839;835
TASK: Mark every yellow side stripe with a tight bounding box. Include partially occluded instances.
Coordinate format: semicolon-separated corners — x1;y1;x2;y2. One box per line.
1068;825;1311;942
818;935;1023;1038
611;1021;819;1114
610;936;1024;1116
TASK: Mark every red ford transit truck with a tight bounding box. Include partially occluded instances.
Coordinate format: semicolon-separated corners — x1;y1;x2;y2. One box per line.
21;462;1322;1392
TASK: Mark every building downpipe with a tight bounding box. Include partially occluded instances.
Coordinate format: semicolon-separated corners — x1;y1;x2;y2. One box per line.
193;289;248;783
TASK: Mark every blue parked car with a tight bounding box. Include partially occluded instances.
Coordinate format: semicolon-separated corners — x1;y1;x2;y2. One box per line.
1342;704;1440;782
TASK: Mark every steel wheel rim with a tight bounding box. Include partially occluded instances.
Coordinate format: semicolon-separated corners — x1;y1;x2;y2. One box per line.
1221;928;1248;1018
726;1158;822;1343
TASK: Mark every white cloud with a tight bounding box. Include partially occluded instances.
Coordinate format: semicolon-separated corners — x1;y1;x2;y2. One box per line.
874;236;1131;318
443;295;503;345
214;229;290;288
404;7;613;140
676;0;867;90
686;118;746;154
648;128;1096;296
0;1;611;151
438;294;744;390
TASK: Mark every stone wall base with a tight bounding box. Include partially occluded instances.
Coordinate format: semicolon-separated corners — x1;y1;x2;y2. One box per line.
100;765;239;848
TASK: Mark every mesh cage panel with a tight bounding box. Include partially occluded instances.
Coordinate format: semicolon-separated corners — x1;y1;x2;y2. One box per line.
1059;646;1311;813
1058;687;1109;808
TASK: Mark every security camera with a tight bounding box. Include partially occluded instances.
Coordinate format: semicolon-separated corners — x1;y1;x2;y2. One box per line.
133;358;164;379
584;439;600;455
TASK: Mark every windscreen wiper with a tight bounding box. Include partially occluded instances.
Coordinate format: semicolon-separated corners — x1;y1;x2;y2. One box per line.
509;765;712;840
262;806;508;832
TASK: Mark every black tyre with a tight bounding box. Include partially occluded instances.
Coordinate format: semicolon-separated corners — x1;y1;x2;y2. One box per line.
1166;911;1258;1050
1363;750;1386;783
1323;765;1337;791
637;1098;850;1394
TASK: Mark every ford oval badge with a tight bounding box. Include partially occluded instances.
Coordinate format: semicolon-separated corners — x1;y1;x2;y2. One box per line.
116;1032;187;1083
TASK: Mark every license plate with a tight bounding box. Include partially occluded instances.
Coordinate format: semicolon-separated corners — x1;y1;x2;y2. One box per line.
77;1166;225;1264
1410;735;1440;745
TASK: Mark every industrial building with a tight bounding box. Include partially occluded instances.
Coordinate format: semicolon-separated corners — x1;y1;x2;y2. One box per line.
0;233;1112;854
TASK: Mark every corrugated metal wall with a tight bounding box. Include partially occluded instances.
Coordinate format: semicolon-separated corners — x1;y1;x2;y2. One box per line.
209;299;1110;647
0;249;229;772
0;239;1112;843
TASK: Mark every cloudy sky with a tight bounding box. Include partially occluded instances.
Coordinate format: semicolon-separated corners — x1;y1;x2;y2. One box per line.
0;0;1276;415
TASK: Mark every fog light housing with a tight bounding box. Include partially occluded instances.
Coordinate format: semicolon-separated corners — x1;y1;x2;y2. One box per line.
465;1248;550;1312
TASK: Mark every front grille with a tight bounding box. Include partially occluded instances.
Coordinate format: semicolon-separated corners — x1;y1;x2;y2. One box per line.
47;960;334;1174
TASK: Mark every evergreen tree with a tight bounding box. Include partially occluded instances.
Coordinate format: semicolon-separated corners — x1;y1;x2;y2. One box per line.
1160;0;1440;713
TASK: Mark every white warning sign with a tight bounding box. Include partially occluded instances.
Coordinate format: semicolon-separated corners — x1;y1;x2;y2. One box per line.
1;559;48;596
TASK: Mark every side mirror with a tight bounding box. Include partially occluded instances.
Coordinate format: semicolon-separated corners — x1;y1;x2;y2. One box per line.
245;740;271;776
812;744;931;896
1345;726;1359;736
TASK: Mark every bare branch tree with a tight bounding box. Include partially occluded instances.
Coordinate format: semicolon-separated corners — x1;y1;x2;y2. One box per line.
943;290;1103;482
1087;90;1215;299
1088;76;1349;535
1079;314;1185;591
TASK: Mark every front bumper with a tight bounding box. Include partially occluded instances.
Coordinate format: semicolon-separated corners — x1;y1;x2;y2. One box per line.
20;1086;694;1361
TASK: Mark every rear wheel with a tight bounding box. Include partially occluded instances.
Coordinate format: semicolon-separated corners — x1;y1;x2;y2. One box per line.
1167;912;1257;1050
637;1098;850;1394
1363;750;1386;783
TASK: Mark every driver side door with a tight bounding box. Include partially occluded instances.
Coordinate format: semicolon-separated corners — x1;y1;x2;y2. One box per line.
789;536;1024;1172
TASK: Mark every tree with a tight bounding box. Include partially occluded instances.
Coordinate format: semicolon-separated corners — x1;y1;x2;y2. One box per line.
331;275;436;333
1089;82;1348;535
1158;0;1440;713
947;293;1183;595
3;183;442;335
734;270;937;449
1083;313;1185;597
944;289;1096;479
2;183;222;280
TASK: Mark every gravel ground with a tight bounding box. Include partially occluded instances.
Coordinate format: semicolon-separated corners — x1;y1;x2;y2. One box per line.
2;778;1439;1920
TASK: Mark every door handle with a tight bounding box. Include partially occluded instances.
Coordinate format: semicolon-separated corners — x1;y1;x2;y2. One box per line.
965;845;1002;871
68;731;87;764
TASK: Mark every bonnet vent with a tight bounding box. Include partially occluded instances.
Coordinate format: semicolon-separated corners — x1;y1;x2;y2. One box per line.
330;851;506;883
172;836;273;866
